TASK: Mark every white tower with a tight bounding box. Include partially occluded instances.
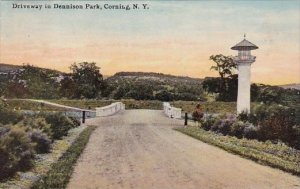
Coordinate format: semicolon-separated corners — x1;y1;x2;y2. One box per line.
231;35;258;114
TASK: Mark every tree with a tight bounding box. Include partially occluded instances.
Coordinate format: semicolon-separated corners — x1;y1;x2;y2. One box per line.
205;55;237;101
257;86;283;104
69;62;105;99
155;90;173;101
210;54;236;79
202;77;221;93
59;75;76;98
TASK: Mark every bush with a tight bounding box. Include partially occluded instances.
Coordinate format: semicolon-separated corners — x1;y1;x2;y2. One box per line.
192;111;204;122
0;109;23;125
29;129;51;153
236;104;299;149
69;117;81;127
230;121;245;139
44;113;76;139
243;123;258;139
23;117;53;138
201;115;217;131
0;126;35;180
209;114;236;135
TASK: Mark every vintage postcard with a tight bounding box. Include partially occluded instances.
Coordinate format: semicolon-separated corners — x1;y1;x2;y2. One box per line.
0;0;299;188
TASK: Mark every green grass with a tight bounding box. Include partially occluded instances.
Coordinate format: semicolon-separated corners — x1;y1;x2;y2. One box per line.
6;99;67;111
171;101;236;114
30;126;96;189
171;101;261;114
50;99;163;110
6;99;259;114
6;99;163;111
175;127;300;176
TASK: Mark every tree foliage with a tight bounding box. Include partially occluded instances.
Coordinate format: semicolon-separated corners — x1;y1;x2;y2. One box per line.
69;62;105;99
205;54;237;101
210;54;236;79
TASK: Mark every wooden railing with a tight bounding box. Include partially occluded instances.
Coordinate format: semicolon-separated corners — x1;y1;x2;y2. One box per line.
163;102;182;119
95;102;125;117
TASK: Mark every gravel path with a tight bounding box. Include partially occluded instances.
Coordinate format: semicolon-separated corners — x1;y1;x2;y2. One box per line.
67;110;300;189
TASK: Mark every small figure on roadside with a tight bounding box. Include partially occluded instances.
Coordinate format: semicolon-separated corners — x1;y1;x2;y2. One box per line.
192;104;204;127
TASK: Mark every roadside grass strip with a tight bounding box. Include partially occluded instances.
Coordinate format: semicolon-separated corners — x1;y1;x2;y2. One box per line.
175;127;300;176
31;126;96;189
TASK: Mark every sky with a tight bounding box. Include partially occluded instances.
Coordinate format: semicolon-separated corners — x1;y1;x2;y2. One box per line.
0;0;299;85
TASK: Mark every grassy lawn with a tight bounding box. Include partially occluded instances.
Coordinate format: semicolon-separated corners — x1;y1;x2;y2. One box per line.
6;99;67;111
171;101;260;114
6;99;259;115
50;99;164;110
31;126;96;189
175;126;300;176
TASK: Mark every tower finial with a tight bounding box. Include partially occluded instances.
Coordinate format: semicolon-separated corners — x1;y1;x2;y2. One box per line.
244;33;246;39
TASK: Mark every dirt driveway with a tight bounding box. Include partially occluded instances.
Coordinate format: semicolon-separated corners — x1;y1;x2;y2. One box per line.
67;110;300;189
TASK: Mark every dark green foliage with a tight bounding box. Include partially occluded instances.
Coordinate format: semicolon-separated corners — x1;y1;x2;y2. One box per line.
44;113;77;140
23;117;53;139
201;115;217;131
200;104;299;149
250;83;260;101
69;117;81;127
202;77;221;93
238;104;299;149
209;54;236;79
202;75;238;102
243;123;258;139
0;126;35;180
155;90;173;101
0;105;24;125
59;76;76;98
257;86;284;104
5;81;30;98
29;129;51;154
19;64;60;99
31;126;96;189
106;72;205;101
125;82;154;100
69;62;106;99
230;121;245;139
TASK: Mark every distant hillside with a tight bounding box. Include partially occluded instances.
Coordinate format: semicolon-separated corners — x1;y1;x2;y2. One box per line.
109;71;203;83
278;83;300;90
0;63;64;76
0;63;23;72
105;72;205;101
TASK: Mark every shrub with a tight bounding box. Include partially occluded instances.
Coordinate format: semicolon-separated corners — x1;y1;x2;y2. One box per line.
23;117;53;138
29;129;51;154
209;114;236;135
230;121;245;139
243;123;258;139
192;111;204;122
201;115;217;131
0;109;24;125
44;113;76;139
69;117;81;127
0;126;35;180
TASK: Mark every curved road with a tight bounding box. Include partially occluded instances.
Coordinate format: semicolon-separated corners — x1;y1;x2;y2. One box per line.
68;110;300;189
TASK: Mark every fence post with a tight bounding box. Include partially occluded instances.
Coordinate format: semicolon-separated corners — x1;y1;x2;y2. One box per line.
184;112;188;126
82;111;86;124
